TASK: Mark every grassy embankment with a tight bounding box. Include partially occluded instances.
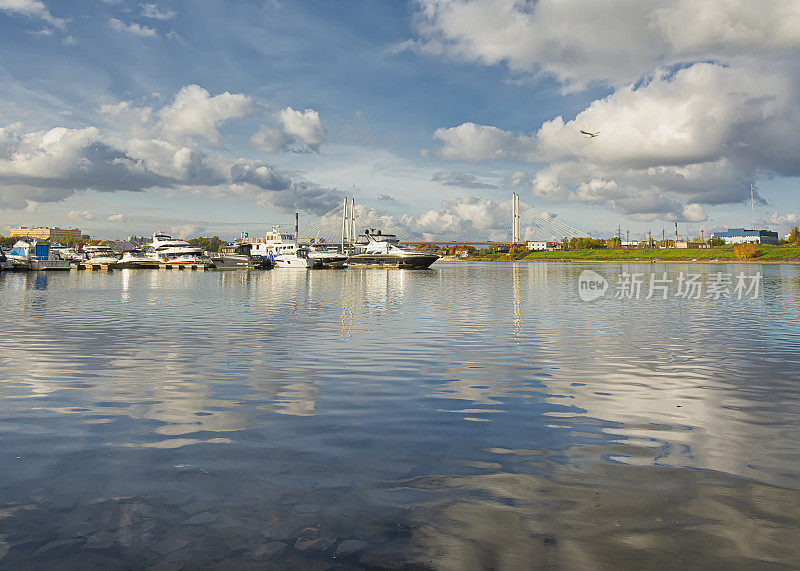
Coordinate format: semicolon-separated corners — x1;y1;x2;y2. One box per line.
465;245;800;263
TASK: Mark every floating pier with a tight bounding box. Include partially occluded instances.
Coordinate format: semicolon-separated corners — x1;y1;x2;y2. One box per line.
70;263;209;271
156;264;209;270
71;263;113;271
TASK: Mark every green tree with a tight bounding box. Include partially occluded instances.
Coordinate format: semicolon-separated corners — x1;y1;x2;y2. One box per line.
788;226;800;245
708;236;725;247
188;236;225;252
569;237;607;250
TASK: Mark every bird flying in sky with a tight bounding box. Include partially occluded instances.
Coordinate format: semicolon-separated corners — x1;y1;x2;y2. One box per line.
581;130;599;138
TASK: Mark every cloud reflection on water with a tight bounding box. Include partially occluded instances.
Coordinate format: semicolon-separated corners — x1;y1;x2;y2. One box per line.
0;263;799;568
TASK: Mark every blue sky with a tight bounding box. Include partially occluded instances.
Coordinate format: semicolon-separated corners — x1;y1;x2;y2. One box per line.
1;0;799;241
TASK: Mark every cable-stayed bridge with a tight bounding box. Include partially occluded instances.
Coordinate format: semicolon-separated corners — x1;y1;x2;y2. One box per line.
298;195;589;245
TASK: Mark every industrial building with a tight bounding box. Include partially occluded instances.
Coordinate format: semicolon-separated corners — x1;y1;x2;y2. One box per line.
9;227;82;243
712;228;779;245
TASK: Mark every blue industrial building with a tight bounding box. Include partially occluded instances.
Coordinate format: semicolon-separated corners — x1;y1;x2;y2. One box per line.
712;228;779;245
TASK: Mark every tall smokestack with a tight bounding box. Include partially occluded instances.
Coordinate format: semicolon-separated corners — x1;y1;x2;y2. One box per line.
295;212;299;241
675;222;678;245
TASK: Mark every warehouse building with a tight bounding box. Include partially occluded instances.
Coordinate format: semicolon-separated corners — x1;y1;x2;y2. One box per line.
10;227;82;243
712;228;779;245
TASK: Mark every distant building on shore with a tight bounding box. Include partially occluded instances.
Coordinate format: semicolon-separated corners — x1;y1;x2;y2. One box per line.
10;227;81;242
527;241;561;251
675;241;706;249
712;228;779;245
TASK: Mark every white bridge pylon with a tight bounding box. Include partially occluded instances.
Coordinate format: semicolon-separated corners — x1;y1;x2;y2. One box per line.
298;194;590;244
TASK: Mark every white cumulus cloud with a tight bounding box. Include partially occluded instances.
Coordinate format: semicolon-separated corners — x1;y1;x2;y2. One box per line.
68;210;96;221
251;107;328;153
158;85;253;143
109;17;156;37
407;0;800;89
250;125;293;153
279;107;327;149
0;0;66;29
433;122;534;162
141;3;175;20
0;85;344;214
415;1;800;222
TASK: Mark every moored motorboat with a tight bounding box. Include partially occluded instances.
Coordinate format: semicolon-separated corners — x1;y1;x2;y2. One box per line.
119;249;156;268
142;232;214;267
212;243;271;269
83;245;120;267
347;229;439;269
306;243;348;268
246;226;313;268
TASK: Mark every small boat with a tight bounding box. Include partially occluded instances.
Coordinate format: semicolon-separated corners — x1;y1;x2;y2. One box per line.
140;232;214;267
119;249;152;268
306;243;348;268
83;245;119;267
347;229;439;269
247;226;313;268
49;245;84;262
212;243;272;269
273;245;314;268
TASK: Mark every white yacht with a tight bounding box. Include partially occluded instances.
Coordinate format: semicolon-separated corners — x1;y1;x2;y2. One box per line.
246;226;313;268
307;243;348;268
83;245;119;266
138;232;213;267
347;229;440;269
49;245;83;262
118;249;151;268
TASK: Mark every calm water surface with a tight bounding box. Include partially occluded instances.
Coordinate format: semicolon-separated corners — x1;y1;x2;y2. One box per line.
1;262;799;569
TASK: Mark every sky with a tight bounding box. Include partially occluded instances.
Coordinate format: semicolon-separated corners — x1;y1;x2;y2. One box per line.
1;0;799;241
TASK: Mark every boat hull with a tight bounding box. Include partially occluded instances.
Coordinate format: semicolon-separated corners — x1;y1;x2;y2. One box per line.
309;254;348;268
212;254;271;270
346;253;439;269
274;258;313;268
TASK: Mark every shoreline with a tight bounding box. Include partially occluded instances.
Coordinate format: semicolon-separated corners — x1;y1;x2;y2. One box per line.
439;256;800;265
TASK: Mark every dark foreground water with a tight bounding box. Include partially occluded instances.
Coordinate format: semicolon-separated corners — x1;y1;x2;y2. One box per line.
1;262;799;570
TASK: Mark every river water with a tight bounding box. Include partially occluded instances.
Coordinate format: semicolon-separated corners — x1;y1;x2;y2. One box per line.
1;262;799;570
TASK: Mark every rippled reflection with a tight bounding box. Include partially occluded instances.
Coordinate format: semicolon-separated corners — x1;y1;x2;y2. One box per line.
1;263;798;568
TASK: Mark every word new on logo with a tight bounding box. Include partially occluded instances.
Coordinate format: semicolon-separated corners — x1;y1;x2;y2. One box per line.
578;270;608;302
